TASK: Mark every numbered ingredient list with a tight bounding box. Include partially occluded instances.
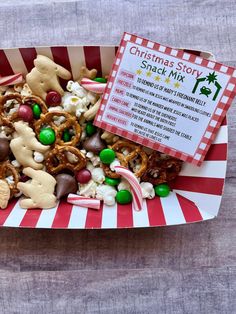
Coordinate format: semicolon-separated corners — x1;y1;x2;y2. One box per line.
95;33;235;163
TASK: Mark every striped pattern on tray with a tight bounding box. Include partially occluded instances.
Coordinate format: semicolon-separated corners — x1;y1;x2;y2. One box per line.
0;45;227;229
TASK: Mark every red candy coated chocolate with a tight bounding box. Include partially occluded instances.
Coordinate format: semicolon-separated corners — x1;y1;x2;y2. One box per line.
75;169;92;184
46;91;61;106
18;105;34;122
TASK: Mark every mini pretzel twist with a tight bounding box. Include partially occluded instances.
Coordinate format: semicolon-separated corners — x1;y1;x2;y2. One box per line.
34;111;82;146
0;93;48;129
45;145;86;174
103;140;148;178
23;95;48;115
141;152;182;185
0;93;23;124
0;161;20;197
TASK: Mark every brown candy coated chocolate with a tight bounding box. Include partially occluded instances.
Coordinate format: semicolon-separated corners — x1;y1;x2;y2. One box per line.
0;139;10;162
55;173;77;199
82;131;106;154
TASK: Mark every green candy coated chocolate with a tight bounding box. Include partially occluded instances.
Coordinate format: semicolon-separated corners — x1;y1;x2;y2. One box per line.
105;177;121;186
94;77;107;83
32;103;41;119
39;128;56;145
85;122;97;136
116;190;132;204
63;129;71;142
154;183;170;197
99;148;116;164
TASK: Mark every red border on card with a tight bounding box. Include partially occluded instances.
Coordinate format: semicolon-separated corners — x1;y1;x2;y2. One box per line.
94;32;236;166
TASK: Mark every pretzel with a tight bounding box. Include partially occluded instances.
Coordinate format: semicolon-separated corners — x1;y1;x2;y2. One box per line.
103;140;148;178
34;111;82;146
0;161;20;197
23;95;48;115
45;145;86;174
0;93;23;123
141;152;182;185
0;94;47;128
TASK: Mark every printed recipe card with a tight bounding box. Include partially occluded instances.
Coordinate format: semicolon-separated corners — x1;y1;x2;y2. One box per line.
94;33;236;165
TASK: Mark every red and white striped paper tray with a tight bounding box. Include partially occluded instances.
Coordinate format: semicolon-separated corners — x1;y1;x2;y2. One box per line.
0;45;227;229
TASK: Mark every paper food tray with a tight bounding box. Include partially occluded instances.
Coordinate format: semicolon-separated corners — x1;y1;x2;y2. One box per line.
0;46;227;229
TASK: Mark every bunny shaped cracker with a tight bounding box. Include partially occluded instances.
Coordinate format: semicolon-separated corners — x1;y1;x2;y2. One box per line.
10;121;49;170
17;167;57;209
26;55;71;99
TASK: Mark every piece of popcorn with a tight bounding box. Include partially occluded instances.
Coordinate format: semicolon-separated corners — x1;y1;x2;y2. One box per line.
91;168;105;184
91;156;100;167
8;107;19;115
20;83;32;97
53;116;66;126
133;164;141;172
0;127;11;140
66;151;79;164
86;91;97;105
62;92;88;118
80;149;87;155
86;151;100;166
81;130;87;141
118;179;131;192
67;81;97;104
140;182;155;199
67;81;87;98
86;151;94;159
11;159;21;168
6;175;14;185
78;180;97;198
34;152;44;163
86;162;94;172
48;106;63;112
96;184;117;206
109;158;120;171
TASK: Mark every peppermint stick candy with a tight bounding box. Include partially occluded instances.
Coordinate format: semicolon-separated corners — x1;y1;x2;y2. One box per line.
81;78;106;94
0;73;23;86
114;166;143;211
67;194;101;210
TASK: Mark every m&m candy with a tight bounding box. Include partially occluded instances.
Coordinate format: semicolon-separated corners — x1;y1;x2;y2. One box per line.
75;169;92;184
154;183;170;197
116;190;132;204
93;77;107;83
32;103;42;119
18;105;33;122
39;128;56;145
62;129;71;142
99;148;116;164
85;122;97;136
46;91;61;106
105;177;121;186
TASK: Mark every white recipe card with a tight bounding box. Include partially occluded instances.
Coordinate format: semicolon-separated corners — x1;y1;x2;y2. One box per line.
94;32;236;165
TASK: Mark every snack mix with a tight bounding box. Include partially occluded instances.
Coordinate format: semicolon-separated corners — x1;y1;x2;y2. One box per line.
0;55;182;210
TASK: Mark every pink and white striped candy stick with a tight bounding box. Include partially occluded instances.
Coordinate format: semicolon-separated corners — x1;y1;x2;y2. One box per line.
114;166;143;211
81;78;106;94
67;194;101;210
0;73;23;86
